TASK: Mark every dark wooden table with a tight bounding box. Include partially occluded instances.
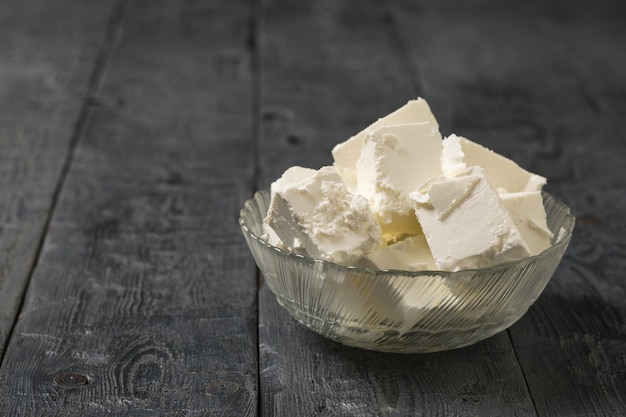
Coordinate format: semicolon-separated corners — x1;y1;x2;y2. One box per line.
1;0;625;415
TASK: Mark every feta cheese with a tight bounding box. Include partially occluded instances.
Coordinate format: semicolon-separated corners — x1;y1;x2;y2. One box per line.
332;273;457;338
262;222;287;250
500;191;553;256
411;167;530;271
362;234;436;271
391;274;458;313
332;98;439;192
355;122;442;241
442;134;546;193
265;98;553;273
264;166;382;265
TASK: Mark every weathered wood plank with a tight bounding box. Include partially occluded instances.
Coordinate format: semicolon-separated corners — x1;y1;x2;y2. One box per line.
257;0;537;415
0;0;258;415
256;0;416;188
0;0;117;359
521;9;626;417
260;289;536;417
395;1;626;415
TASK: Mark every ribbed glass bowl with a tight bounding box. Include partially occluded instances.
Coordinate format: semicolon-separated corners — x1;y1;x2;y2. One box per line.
240;190;575;353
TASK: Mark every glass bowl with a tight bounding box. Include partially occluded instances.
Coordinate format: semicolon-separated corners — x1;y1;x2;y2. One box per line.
239;190;574;353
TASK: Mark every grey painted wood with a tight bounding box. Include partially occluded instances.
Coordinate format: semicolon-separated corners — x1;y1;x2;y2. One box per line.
0;0;623;415
395;1;626;415
260;289;536;417
0;0;257;415
0;0;117;359
520;11;626;417
256;0;416;188
257;0;538;415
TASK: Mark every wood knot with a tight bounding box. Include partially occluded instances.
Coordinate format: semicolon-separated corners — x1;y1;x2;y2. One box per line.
54;372;90;387
286;134;300;145
206;379;240;397
576;214;602;226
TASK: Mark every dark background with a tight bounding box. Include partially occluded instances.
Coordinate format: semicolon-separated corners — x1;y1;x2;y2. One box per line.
0;0;624;415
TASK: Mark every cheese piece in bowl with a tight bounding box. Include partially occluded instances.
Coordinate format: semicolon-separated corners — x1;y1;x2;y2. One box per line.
410;167;530;271
264;166;382;265
332;98;439;193
241;97;576;352
263;98;554;273
442;134;546;193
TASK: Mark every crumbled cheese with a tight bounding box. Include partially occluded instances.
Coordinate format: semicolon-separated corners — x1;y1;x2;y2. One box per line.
264;166;381;265
265;98;553;272
355;122;442;242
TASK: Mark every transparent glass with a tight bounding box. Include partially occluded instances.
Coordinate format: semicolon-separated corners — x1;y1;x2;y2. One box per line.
240;190;575;353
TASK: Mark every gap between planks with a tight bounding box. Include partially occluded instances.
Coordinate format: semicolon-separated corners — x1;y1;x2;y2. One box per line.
0;0;128;367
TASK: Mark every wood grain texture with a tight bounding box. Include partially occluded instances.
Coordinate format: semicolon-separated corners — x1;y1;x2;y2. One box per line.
257;0;537;415
0;0;117;359
395;1;626;415
260;289;536;417
0;0;257;415
521;9;626;417
257;0;416;188
1;0;624;415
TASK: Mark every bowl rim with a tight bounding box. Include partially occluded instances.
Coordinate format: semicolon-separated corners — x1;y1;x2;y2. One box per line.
239;189;575;278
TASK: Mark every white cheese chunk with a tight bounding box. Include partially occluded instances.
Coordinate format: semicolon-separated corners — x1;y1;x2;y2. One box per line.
376;211;422;245
390;275;458;314
355;122;442;241
262;222;287;251
265;98;554;273
357;123;443;215
411;167;530;271
442;134;546;193
362;234;436;271
264;166;382;265
500;191;553;256
332;273;457;338
332;98;439;192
